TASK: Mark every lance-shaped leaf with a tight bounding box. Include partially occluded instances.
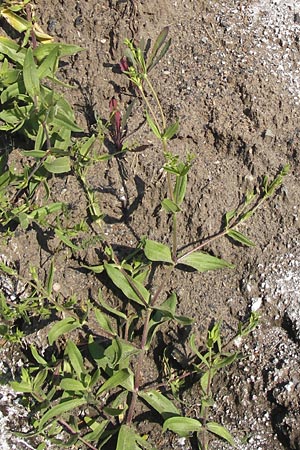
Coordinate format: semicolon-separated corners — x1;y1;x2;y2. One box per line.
44;156;71;174
144;239;173;263
94;309;117;336
227;229;255;247
173;173;187;206
163;416;202;437
162;121;179;141
98;290;127;320
30;345;47;366
116;425;141;450
224;209;236;227
39;397;87;429
146;111;161;139
33;42;83;62
83;418;109;442
81;263;104;274
37;45;59;79
177;251;234;272
48;317;81;345
60;379;86;392
96;368;131;396
206;422;235;446
65;340;85;378
161;198;181;214
52;110;82;132
0;36;26;65
23;47;40;99
104;262;150;306
146;293;192;349
139;390;180;419
147;27;171;72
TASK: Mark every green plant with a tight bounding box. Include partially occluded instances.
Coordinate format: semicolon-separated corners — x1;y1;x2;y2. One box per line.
0;0;83;228
1;17;289;450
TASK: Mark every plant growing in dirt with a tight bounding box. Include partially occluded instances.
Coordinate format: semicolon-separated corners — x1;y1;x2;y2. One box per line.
0;13;289;450
0;1;83;228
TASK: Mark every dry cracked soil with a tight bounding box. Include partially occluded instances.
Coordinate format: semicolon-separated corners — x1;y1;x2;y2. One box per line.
0;1;300;449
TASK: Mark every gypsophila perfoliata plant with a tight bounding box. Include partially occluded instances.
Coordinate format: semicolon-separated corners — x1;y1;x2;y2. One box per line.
0;9;289;450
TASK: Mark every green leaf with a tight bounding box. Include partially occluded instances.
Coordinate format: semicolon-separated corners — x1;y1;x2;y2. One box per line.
206;422;235;446
103;406;125;417
52;111;82;132
23;47;40;99
97;368;131;396
60;379;86;391
83;418;109;442
163;416;202;437
153;292;177;315
178;251;234;272
39;397;87;429
81;264;104;274
104;262;150;306
98;290;127;320
11;381;33;393
112;339;139;371
173;173;187;205
189;334;209;368
0;261;17;276
200;370;216;392
213;352;240;370
37;46;59;79
161;198;181;213
30;345;47;366
116;425;154;450
46;260;54;295
227;229;255;247
48;317;81;345
151;293;193;328
146;111;161;139
144;239;173;264
0;36;26;65
163;121;179;141
94;309;117;336
224;209;236;227
147;27;169;71
139;390;180;419
33;369;48;391
55;229;81;251
65;341;85;378
147;27;171;72
22;150;46;158
44;156;71;174
116;425;136;450
33;43;84;62
27;203;64;221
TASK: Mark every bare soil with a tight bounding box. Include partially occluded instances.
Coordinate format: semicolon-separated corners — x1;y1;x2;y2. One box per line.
0;1;300;449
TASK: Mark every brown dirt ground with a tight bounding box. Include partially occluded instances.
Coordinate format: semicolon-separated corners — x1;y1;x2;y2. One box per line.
0;1;300;449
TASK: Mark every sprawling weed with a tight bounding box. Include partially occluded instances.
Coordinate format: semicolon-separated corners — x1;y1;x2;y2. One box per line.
0;4;289;450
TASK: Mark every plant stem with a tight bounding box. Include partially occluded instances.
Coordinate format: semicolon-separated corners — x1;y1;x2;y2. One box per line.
126;307;152;425
58;418;98;450
26;4;38;50
172;213;177;261
151;265;174;306
177;229;228;261
145;76;166;131
139;85;162;135
126;264;173;424
200;348;213;450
